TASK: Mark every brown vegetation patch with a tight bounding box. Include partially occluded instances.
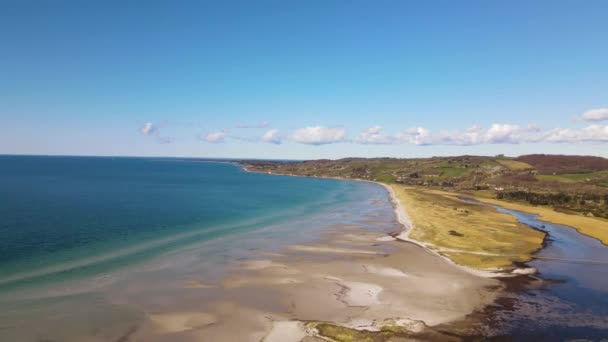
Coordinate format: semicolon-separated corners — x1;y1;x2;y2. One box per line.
517;154;608;174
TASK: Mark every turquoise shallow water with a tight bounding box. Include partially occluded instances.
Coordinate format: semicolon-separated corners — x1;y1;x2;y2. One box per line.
0;155;396;341
0;156;382;291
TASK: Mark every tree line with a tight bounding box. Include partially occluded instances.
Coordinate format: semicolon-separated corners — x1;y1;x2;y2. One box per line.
497;190;608;218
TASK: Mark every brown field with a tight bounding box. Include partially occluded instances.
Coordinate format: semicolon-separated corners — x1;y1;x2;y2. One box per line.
517;154;608;174
496;159;534;171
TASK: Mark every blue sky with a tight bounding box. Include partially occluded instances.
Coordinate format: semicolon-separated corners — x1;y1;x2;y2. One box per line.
1;0;607;159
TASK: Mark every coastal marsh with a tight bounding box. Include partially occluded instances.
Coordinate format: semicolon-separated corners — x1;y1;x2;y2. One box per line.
391;186;545;269
471;194;608;245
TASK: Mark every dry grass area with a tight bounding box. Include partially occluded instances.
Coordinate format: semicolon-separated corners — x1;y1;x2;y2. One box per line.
391;186;545;269
471;195;608;245
496;159;534;171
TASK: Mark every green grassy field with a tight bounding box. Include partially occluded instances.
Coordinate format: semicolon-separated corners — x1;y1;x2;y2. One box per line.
537;170;608;185
436;161;473;178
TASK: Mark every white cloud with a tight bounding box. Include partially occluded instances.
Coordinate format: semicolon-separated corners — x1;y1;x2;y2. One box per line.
290;126;347;145
356;126;395;144
395;124;539;146
142;117;608;148
544;125;608;143
397;127;434;145
483;123;525;144
476;124;541;144
141;122;173;143
204;130;227;143
141;122;156;135
580;108;608;122
262;129;281;144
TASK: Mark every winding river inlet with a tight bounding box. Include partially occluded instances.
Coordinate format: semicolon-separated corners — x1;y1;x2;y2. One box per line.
486;206;608;339
1;156;607;340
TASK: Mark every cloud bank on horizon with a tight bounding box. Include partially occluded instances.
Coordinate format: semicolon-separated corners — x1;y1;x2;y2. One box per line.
142;108;608;147
290;126;347;145
3;1;606;158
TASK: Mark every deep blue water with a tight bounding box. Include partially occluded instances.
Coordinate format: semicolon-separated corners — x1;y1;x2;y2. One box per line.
0;156;366;290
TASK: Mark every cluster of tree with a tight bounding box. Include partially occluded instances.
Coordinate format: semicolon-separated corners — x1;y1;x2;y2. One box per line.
497;190;608;218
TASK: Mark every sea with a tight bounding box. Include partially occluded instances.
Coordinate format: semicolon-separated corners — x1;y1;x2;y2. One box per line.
3;155;608;341
0;155;395;341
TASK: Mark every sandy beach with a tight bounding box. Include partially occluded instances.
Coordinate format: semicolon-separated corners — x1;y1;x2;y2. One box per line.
5;1;608;339
0;165;508;342
244;166;519;277
126;176;503;341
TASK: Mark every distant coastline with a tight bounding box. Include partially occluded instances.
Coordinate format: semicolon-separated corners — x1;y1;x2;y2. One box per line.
3;157;606;341
238;161;532;278
238;159;608;338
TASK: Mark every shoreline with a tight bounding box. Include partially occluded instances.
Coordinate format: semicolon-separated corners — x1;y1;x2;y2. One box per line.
5;160;545;341
23;161;530;341
116;164;503;340
239;164;515;278
5;159;605;341
236;165;608;337
218;164;507;337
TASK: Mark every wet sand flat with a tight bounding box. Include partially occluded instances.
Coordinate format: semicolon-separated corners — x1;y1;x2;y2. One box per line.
128;223;501;341
0;178;504;342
